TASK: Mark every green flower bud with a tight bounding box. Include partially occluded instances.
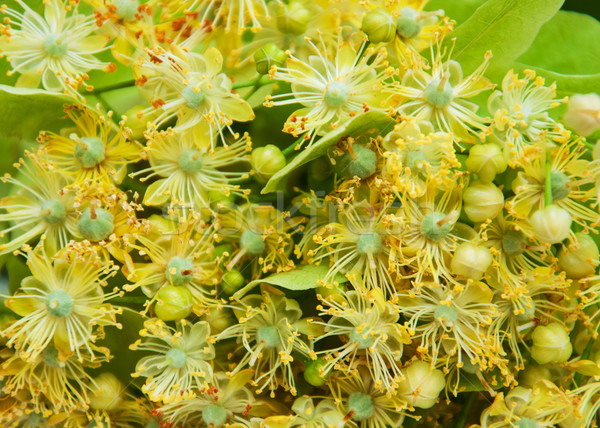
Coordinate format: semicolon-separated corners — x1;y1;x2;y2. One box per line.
124;105;157;140
77;207;114;242
397;360;446;409
202;403;228;427
463;182;504;222
203;308;236;334
114;0;139;21
347;392;375;421
530;205;572;244
154;285;193;321
451;242;492;280
361;8;396;44
240;230;266;256
276;1;311;35
530;322;573;365
395;7;422;39
303;358;330;387
251;144;286;182
74;137;106;169
89;373;124;411
558;232;599;278
254;43;287;75
563;93;600;137
465;143;507;182
221;269;245;295
517;365;551;388
342;145;378;179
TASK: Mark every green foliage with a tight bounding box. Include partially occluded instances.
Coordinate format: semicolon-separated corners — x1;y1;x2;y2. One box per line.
425;0;486;25
448;0;563;76
262;111;395;194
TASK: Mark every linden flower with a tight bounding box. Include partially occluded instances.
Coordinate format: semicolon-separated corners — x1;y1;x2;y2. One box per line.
2;249;121;363
478;380;571;428
398;180;467;287
382;118;459;198
304;199;404;295
330;365;408;428
488;69;566;166
37;105;142;187
217;286;317;396
216;203;302;276
154;370;255;427
125;216;220;311
386;43;493;144
397;282;502;372
506;138;600;230
133;45;254;146
568;381;600;428
0;0;111;92
134;128;251;215
0;151;77;256
289;397;344;428
265;36;393;148
130;319;215;403
489;267;571;370
316;289;411;392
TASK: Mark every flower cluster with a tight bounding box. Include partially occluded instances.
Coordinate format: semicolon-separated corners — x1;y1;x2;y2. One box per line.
1;0;600;427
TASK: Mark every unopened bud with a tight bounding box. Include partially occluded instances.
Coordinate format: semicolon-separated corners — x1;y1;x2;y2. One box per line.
465;143;507;182
251;144;286;182
530;205;572;244
154;285;193;321
463;182;504;222
361;8;396;44
89;373;123;411
530;322;573;365
558;232;599;278
563;93;600;137
397;360;446;409
303;358;330;387
451;242;492;280
254;43;287;75
276;1;311;35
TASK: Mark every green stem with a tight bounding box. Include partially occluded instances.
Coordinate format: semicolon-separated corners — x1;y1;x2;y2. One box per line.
583;139;596;151
112;296;147;305
233;75;267;90
88;79;136;94
452;392;476;428
282;136;305;157
544;149;553;207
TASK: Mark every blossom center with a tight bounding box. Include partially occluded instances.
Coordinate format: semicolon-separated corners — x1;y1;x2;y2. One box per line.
182;84;205;108
165;348;187;368
46;289;74;317
347;392;375;421
517;418;539;428
41;199;67;225
74;137;106;169
256;325;279;348
434;305;458;324
502;230;526;256
43;345;65;367
515;299;536;322
44;34;68;57
240;230;266;256
77;207;115;242
396;7;422;39
550;171;571;201
349;327;375;349
356;232;383;256
324;80;349;107
179;149;204;174
424;77;453;108
114;0;139;21
420;212;452;242
165;257;195;286
202;404;228;427
406;149;427;171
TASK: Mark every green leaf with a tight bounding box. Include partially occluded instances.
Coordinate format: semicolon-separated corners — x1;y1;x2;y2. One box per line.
0;85;74;140
425;0;486;26
448;0;563;76
512;63;600;96
456;370;503;393
261;111;395;194
232;264;348;299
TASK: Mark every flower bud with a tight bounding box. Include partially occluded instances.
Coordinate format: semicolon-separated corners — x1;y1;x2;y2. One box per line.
251;144;286;182
342;145;378;179
563;93;600;137
395;7;422;39
530;322;573;365
303;358;330;387
451;242;492;280
89;373;123;411
254;43;287;75
276;1;311;35
124;105;152;140
517;364;552;388
203;307;236;334
361;8;396;44
154;285;193;321
530;205;572;244
558;232;598;278
221;269;245;295
463;182;504;222
465;143;507;182
114;0;139;21
397;360;446;409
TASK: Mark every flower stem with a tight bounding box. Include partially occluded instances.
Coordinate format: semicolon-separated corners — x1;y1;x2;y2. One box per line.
233;75;268;90
282;136;305;157
452;392;477;428
545;149;553;207
111;296;147;305
89;79;136;94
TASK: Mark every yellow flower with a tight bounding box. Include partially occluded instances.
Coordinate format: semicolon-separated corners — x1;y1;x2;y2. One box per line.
0;0;111;93
134;45;254;147
38;105;142;188
266;35;393;148
2;249;121;362
0;151;77;256
130;318;215;403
